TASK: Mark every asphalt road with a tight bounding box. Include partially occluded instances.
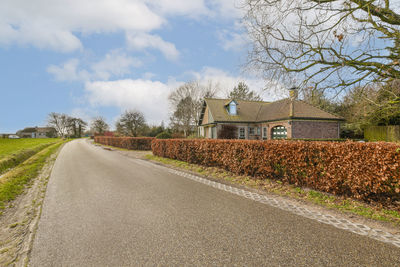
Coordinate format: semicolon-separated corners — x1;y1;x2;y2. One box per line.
30;139;400;266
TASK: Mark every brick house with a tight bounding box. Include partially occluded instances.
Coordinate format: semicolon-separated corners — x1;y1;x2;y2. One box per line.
198;91;344;140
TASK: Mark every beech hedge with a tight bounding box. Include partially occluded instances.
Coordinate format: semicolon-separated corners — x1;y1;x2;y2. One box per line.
95;136;154;150
152;139;400;206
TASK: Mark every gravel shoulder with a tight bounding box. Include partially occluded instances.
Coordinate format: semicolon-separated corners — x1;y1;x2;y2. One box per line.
0;143;65;266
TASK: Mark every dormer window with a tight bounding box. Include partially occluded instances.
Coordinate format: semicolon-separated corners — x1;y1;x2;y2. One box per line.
228;101;237;115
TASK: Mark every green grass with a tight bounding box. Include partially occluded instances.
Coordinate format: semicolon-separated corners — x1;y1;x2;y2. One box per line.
0;138;60;175
0;138;59;159
146;154;400;228
0;141;66;212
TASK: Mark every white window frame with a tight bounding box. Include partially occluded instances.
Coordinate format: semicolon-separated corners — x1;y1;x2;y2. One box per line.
239;127;245;139
262;127;267;138
249;127;255;135
228;102;237;115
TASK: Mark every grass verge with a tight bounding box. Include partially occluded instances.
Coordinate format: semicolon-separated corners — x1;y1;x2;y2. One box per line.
0;141;66;213
145;154;400;228
0;140;60;175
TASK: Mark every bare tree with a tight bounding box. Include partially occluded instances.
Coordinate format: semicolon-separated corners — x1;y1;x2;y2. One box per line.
116;110;147;137
91;117;109;135
47;112;70;137
243;0;400;97
169;80;220;136
169;96;195;137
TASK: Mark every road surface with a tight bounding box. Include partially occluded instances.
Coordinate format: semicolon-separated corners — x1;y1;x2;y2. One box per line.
30;139;400;266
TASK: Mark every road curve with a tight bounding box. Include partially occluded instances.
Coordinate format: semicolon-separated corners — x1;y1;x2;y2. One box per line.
30;139;400;266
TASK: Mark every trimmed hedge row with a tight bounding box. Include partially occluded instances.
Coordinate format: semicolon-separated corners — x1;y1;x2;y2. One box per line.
95;136;154;150
152;139;400;207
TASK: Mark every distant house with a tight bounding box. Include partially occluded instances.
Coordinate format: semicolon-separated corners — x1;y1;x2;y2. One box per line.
0;133;14;138
16;127;57;138
198;89;344;140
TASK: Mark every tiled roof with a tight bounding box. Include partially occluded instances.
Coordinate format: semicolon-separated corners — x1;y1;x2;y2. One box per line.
203;98;343;124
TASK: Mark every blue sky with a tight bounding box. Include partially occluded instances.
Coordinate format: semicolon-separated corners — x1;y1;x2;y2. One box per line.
0;0;284;133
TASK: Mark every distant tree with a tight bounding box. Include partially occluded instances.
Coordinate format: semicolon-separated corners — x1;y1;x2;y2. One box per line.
301;87;341;114
156;131;172;139
67;117;88;138
47;112;70;137
91;117;109;135
76;119;88;137
169;80;220;136
147;123;165;137
170;96;195;137
116;110;147;137
227;82;261;101
368;81;400;125
335;81;400;138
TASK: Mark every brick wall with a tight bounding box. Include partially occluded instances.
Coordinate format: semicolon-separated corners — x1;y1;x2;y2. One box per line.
291;121;339;139
264;121;291;140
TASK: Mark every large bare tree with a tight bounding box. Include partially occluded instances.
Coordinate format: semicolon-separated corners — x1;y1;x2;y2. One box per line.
47;112;70;138
243;0;400;97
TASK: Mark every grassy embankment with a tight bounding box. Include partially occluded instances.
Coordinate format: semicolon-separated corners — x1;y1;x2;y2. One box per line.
0;138;59;175
0;139;66;213
146;154;400;227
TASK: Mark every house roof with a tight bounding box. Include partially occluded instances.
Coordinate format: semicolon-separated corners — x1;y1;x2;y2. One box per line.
17;127;56;133
200;98;343;125
36;127;56;133
18;127;37;133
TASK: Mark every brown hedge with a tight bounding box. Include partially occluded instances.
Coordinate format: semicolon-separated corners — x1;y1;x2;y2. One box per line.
95;136;154;150
152;139;400;206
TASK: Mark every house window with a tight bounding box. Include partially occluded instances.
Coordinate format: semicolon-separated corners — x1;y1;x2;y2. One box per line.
256;127;261;135
263;127;267;139
249;127;255;135
228;102;237;115
239;127;245;139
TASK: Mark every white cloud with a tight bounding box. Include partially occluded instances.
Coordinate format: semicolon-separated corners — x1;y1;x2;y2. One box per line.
148;0;208;16
0;0;244;53
207;0;244;19
142;72;156;80
70;107;99;124
78;66;286;125
0;0;164;52
126;33;180;61
48;50;141;82
47;59;90;82
218;30;248;52
186;67;286;101
91;50;142;80
85;79;173;124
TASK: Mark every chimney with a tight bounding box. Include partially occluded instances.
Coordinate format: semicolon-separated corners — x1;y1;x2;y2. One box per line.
289;87;298;100
289;87;298;117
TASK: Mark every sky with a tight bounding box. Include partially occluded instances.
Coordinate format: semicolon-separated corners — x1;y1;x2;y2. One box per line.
0;0;286;133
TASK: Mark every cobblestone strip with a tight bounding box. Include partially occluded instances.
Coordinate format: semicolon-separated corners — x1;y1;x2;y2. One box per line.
138;160;400;248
